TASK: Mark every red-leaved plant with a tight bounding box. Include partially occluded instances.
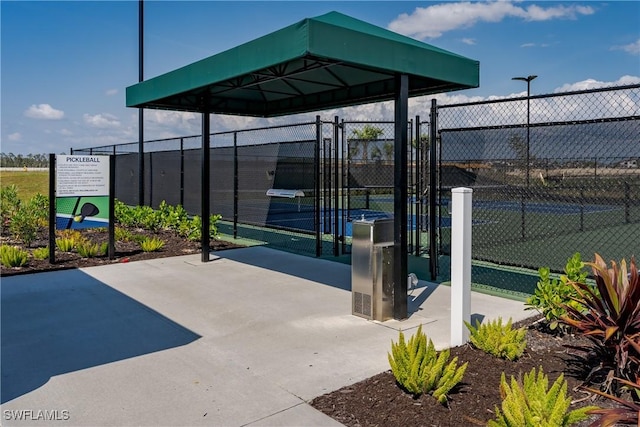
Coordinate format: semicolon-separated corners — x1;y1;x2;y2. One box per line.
584;377;640;426
561;254;640;385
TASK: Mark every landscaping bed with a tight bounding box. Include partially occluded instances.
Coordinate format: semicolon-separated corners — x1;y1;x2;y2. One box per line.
310;317;614;427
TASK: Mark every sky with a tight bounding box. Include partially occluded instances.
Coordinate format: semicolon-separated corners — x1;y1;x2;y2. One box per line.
1;0;639;155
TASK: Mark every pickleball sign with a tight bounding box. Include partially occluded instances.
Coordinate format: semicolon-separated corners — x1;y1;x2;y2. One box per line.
55;155;110;230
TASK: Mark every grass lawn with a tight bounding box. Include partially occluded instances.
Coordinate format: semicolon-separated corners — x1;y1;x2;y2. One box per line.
0;170;49;201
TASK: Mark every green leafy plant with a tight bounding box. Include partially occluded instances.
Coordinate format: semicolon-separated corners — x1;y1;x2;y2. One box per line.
32;247;49;260
179;215;201;241
465;317;527;361
525;252;591;331
9;205;40;247
561;254;640;384
388;324;467;403
0;184;21;230
0;245;29;267
139;236;165;252
76;241;108;258
157;200;189;231
27;193;49;226
584;377;640;426
114;200;135;227
488;367;597;427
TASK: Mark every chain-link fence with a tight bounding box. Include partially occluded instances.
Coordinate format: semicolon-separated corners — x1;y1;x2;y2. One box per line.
341;120;419;254
73;84;639;295
435;84;640;293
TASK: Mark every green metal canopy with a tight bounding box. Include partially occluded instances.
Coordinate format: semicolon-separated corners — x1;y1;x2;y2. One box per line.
126;11;479;116
126;11;479;320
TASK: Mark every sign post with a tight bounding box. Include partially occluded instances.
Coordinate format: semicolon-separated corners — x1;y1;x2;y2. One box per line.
49;154;114;262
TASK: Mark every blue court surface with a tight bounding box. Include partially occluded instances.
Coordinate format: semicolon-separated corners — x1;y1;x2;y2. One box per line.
441;198;619;215
354;195;617;216
263;208;483;237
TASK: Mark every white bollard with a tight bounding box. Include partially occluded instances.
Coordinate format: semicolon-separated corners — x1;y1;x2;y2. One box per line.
450;187;472;346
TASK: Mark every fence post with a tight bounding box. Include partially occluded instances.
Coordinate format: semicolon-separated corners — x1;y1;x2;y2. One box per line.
429;99;438;280
415;115;421;256
333;116;340;256
580;187;585;232
180;137;184;207
520;192;526;241
625;181;630;224
451;187;472;346
233;132;238;239
315;115;321;257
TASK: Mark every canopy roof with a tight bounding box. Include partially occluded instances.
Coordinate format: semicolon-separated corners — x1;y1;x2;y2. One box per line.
126;11;479;117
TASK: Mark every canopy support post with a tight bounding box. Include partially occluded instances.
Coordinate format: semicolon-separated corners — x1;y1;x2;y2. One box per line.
201;104;211;262
393;74;409;320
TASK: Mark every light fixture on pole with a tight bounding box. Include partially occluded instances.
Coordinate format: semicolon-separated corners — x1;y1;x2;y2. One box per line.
512;75;537;187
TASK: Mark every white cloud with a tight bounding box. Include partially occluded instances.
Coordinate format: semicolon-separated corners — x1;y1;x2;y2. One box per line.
143;110;201;137
105;88;118;96
462;38;476;45
554;75;640;93
611;39;640;56
24;104;65;120
83;113;121;129
59;128;73;136
8;132;22;141
388;1;594;39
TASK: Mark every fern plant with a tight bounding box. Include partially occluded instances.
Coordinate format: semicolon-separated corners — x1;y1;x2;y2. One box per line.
55;237;77;252
32;247;49;260
76;241;108;258
0;245;29;267
488;367;597;427
388;324;467;403
465;317;527;361
139;236;165;252
114;226;134;242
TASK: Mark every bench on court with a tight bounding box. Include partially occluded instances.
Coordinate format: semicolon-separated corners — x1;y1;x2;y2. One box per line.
266;189;306;212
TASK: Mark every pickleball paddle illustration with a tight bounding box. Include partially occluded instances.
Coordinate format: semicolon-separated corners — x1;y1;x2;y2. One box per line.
74;202;100;223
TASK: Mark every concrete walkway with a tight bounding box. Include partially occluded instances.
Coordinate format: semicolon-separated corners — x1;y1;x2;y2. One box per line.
1;246;532;426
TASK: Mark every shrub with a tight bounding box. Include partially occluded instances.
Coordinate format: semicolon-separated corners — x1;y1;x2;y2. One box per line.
488;367;597;427
0;245;29;267
9;205;40;247
388;324;467;403
32;247;49;260
178;214;222;241
27;193;49;226
0;184;21;230
114;200;135;227
561;254;640;384
465;317;527;361
139;236;165;252
157;200;188;231
525;252;591;331
178;216;201;241
76;241;108;258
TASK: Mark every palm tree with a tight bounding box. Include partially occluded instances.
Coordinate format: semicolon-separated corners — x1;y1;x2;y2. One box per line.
349;125;384;163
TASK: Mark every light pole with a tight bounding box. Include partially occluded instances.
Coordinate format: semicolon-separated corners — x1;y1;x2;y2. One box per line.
512;75;537;187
